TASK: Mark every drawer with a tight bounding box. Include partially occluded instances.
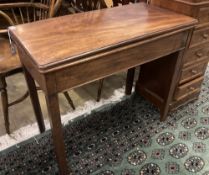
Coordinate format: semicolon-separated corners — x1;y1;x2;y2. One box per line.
171;89;200;110
183;43;209;67
174;76;204;101
179;61;207;84
190;27;209;47
198;7;209;24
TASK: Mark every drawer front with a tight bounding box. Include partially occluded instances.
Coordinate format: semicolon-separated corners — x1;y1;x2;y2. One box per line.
174;76;204;101
183;43;209;67
198;7;209;24
190;27;209;47
179;62;207;84
171;89;200;110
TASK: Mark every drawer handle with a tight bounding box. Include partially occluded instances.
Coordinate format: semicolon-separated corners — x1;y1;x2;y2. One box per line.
202;33;209;39
191;69;198;74
195;52;203;57
188;86;195;91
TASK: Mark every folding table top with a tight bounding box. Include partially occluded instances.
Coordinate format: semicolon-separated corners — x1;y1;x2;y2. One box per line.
9;3;197;71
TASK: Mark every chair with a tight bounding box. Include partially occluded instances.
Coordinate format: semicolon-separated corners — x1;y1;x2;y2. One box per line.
67;0;107;13
112;0;143;6
0;0;75;134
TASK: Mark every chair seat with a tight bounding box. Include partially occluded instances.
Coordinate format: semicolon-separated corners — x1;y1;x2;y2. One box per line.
0;37;21;75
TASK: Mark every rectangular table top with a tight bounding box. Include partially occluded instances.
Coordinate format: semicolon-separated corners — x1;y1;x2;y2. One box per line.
9;3;197;72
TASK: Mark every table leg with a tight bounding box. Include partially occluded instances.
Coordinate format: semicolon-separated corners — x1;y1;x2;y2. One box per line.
63;91;76;110
23;67;45;133
160;105;170;122
125;68;135;95
97;79;104;102
45;93;71;175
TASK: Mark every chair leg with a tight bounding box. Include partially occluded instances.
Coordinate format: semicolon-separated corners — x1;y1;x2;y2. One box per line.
63;91;75;110
0;76;10;134
97;79;104;102
125;68;135;95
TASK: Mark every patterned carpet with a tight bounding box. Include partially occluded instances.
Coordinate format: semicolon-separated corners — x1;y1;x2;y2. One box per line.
0;68;209;175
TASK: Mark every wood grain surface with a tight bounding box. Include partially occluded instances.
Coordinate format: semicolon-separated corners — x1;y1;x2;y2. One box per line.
9;3;197;71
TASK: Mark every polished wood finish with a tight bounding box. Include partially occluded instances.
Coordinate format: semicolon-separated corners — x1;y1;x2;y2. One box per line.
151;0;209;24
22;66;45;133
190;26;209;47
45;92;71;175
53;32;188;92
136;51;187;121
0;38;21;74
9;3;196;174
183;42;209;67
179;60;207;84
152;0;209;110
10;5;196;71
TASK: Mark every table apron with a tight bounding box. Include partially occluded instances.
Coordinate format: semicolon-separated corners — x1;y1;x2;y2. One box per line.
51;31;188;94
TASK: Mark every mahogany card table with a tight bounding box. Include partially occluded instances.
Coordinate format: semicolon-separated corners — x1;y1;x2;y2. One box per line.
9;3;196;174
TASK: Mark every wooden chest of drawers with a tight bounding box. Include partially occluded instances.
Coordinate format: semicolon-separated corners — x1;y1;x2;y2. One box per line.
151;0;209;109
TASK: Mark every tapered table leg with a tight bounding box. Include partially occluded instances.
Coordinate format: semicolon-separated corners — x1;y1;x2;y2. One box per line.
160;106;170;122
23;67;45;133
97;79;104;102
45;93;71;175
63;91;75;110
125;68;135;95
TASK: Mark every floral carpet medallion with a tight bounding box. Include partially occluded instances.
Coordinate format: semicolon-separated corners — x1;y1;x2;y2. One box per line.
0;67;209;175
